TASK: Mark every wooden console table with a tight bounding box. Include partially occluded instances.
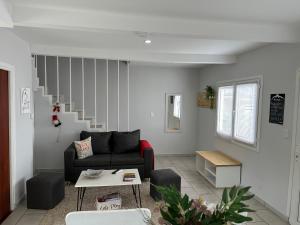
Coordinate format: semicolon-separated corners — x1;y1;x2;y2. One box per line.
195;151;241;188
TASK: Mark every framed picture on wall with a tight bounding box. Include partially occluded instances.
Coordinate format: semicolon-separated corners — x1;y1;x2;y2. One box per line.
21;88;31;114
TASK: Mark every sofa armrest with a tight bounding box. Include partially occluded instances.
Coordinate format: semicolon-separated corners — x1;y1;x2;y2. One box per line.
140;140;154;178
64;143;76;181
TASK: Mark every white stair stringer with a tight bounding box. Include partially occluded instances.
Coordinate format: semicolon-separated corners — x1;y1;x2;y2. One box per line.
34;86;106;170
33;57;104;171
35;85;105;132
34;87;89;170
35;86;90;129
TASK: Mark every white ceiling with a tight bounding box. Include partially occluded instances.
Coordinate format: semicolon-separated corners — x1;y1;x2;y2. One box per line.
14;27;263;55
6;0;300;65
10;0;300;24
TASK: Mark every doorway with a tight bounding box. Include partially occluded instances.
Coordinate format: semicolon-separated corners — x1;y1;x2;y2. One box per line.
0;69;10;223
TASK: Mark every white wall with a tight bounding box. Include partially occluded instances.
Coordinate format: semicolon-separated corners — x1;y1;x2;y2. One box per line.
34;88;89;170
197;43;300;217
130;65;200;155
34;63;200;170
0;0;13;28
0;28;34;206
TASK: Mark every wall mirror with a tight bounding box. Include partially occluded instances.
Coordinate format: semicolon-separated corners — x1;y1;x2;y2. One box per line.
165;93;182;132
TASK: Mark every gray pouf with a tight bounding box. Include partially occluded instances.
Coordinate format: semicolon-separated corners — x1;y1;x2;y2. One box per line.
150;169;181;201
26;173;65;209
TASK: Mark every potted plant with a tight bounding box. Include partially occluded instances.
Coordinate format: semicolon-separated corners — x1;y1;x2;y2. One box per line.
205;86;215;109
157;185;255;225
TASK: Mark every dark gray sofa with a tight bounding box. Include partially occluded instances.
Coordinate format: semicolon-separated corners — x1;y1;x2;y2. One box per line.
64;130;154;183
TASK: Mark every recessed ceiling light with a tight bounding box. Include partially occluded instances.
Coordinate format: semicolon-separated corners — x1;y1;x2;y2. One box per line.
145;39;152;44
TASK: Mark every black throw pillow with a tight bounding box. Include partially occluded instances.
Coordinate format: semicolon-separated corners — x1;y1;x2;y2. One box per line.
80;131;112;154
112;130;140;154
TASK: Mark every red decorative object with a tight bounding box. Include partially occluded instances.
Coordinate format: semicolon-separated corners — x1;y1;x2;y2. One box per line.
140;140;154;169
52;103;62;127
53;103;61;112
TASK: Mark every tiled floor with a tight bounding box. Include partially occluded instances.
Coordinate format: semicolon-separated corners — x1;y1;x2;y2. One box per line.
2;156;289;225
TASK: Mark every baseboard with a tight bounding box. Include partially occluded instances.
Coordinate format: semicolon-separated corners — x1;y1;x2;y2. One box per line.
253;195;289;222
156;153;195;157
13;194;25;210
35;168;64;174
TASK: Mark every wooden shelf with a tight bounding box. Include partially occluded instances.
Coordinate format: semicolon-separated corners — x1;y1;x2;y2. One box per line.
196;150;241;188
205;167;216;177
196;150;241;166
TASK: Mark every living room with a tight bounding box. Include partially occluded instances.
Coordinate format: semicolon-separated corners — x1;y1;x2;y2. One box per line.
1;1;300;225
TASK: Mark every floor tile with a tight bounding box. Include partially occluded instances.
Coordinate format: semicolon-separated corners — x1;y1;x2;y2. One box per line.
24;209;48;215
16;214;44;225
247;198;267;210
181;177;192;188
2;202;27;225
2;156;290;225
200;193;220;203
247;212;264;222
181;187;200;199
189;181;212;195
256;210;288;225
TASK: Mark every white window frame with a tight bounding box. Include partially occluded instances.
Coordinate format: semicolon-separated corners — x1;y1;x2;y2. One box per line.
216;76;263;152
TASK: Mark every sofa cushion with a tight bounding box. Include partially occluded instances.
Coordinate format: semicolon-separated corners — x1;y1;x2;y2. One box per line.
111;152;144;166
74;137;93;159
73;155;111;167
112;130;140;153
80;131;112;154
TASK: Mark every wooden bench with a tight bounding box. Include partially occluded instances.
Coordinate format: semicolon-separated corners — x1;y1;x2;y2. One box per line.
195;151;241;188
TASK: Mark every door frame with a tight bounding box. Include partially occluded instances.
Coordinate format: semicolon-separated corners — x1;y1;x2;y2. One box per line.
288;68;300;224
0;61;16;210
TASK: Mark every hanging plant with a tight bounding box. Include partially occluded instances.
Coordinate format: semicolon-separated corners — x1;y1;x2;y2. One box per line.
205;86;215;109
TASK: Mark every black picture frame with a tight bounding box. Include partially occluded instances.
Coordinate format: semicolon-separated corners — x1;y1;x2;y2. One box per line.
269;94;285;125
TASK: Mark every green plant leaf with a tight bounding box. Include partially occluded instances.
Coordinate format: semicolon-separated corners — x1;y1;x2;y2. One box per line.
238;186;251;197
222;188;229;204
238;207;256;213
229;186;238;199
181;194;190;210
241;194;255;201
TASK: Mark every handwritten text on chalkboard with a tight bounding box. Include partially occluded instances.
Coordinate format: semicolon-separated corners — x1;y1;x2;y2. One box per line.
269;94;285;125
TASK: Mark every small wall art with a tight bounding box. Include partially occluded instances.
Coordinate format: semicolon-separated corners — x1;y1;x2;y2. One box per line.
21;88;31;114
269;93;285;125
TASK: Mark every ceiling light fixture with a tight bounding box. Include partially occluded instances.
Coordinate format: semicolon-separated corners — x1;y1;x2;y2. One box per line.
145;39;152;44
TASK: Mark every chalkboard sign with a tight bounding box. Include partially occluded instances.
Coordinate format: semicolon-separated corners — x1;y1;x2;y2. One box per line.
269;94;285;125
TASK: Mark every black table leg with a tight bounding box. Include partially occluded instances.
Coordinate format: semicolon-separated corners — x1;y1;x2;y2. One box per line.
79;187;86;211
138;185;142;207
76;188;82;211
132;185;138;206
132;185;142;208
76;187;86;211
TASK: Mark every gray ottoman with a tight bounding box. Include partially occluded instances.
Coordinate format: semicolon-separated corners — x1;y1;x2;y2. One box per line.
150;169;181;201
26;173;65;209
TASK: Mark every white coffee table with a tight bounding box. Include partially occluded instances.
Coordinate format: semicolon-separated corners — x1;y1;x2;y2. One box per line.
66;209;151;225
75;169;142;211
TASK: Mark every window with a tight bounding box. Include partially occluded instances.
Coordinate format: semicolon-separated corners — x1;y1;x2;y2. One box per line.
217;86;234;137
216;80;260;147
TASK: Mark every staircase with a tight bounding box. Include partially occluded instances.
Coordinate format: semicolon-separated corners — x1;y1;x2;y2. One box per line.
32;57;105;132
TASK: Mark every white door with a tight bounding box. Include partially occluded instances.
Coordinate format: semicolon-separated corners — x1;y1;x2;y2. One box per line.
290;73;300;225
